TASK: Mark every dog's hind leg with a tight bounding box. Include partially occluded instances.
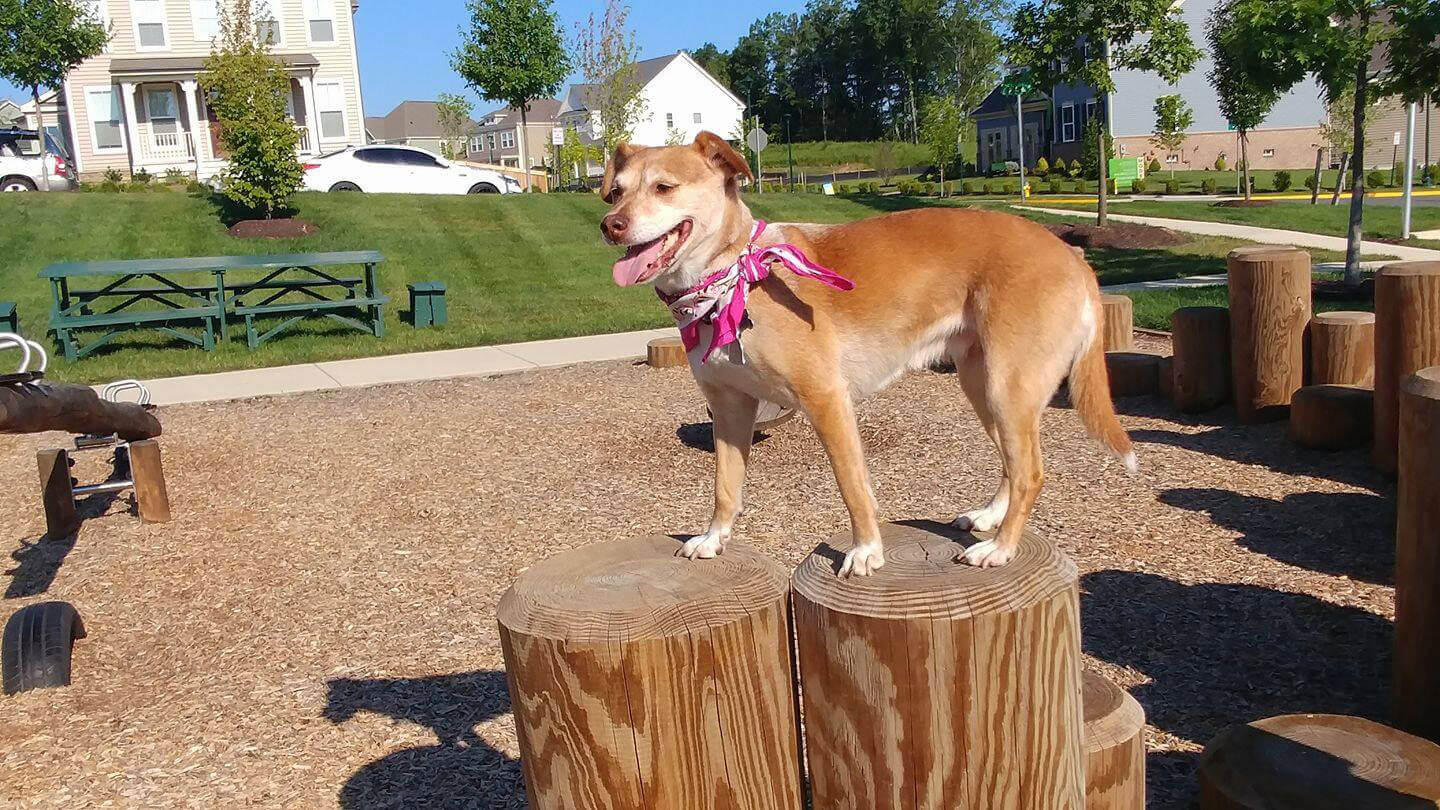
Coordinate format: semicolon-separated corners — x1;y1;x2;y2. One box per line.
680;384;760;560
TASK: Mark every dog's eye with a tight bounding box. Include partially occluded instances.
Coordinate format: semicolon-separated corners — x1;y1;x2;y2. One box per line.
656;182;677;194
603;185;621;203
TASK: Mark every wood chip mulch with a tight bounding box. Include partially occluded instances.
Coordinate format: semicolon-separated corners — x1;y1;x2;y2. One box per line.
0;335;1394;809
226;218;319;239
1046;221;1191;250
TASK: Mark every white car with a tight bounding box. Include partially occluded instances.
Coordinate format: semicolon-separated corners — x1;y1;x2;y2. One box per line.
0;128;74;192
302;144;521;194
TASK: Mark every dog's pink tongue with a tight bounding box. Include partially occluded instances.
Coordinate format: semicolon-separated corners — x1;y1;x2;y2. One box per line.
612;238;665;286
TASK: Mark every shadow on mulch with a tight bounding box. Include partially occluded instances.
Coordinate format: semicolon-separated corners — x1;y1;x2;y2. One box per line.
5;468;132;599
1081;570;1393;808
325;670;525;809
1129;423;1389;493
675;421;785;453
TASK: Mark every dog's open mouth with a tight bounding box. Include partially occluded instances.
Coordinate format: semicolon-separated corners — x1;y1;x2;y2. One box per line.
612;219;693;286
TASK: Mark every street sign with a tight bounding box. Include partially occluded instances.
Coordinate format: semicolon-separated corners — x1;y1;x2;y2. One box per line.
551;127;564;146
1000;70;1034;97
745;127;769;153
1394;131;1403;146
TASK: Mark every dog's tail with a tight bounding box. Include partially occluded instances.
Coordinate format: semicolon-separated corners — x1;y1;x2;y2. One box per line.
1069;296;1137;473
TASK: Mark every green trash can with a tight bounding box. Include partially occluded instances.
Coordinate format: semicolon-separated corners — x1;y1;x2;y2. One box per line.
407;282;447;328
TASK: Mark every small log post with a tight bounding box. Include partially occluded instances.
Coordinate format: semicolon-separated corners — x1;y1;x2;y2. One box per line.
1289;385;1374;451
0;382;161;441
1374;262;1440;475
1082;671;1146;810
35;448;78;538
1227;246;1312;423
497;536;803;810
1101;294;1134;351
1396;366;1440;741
1310;311;1375;387
128;439;171;523
1106;351;1162;398
1171;306;1231;412
1197;714;1440;808
647;336;687;368
791;522;1084;808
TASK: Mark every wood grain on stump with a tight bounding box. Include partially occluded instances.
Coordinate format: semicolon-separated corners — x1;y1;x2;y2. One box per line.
1289;385;1374;451
1197;714;1440;809
36;448;77;538
1106;351;1162;398
1227;246;1311;423
647;336;687;368
497;537;802;810
1171;306;1231;412
1397;367;1440;742
1310;311;1375;388
791;521;1084;809
1101;294;1134;352
1082;671;1145;810
128;439;171;523
1374;263;1440;475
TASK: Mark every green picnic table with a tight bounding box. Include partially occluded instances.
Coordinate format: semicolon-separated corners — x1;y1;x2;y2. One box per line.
40;251;388;360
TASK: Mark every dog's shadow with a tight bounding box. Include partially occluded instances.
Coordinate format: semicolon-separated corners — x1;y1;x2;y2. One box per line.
676;421;783;453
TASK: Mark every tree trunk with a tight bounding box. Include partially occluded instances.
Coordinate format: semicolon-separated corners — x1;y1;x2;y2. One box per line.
1097;118;1109;228
1312;147;1325;204
518;105;531;192
1241;131;1252;201
1332;151;1350;206
1345;44;1370;286
31;85;51;192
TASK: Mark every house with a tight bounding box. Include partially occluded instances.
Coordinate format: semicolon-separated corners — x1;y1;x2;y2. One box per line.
465;98;562;169
365;100;479;157
50;0;367;181
0;100;22;127
1366;97;1440;173
557;51;744;172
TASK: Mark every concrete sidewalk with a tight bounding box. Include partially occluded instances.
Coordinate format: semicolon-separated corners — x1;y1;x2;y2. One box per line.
1015;205;1440;262
133;328;676;406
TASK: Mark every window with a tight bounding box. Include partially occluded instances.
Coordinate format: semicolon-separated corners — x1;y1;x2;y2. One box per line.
305;0;334;43
1084;99;1098;130
693;112;701;123
132;0;167;49
355;147;403;164
469;136;481;153
146;86;178;134
1060;104;1075;143
314;80;346;140
1165;154;1179;164
251;0;282;45
1262;148;1276;158
86;86;124;151
191;0;218;40
665;112;673;128
500;130;515;149
397;150;442;168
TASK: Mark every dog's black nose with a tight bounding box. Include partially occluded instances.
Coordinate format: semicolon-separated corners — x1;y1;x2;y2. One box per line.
602;213;628;241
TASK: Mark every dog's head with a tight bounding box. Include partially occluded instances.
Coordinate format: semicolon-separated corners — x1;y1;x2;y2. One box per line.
599;131;753;289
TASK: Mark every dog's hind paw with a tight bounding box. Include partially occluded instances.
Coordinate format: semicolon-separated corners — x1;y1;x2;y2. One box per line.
839;543;885;578
953;504;1006;533
957;539;1017;568
678;530;728;560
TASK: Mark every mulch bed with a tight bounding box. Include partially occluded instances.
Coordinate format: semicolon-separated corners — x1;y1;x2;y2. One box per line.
1314;278;1375;301
1046;221;1191;250
1211;200;1277;208
0;340;1394;809
227;217;318;238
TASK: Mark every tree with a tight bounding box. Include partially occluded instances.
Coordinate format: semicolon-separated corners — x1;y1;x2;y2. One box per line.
1378;0;1440;103
1150;94;1193;177
0;0;107;189
919;95;963;190
435;92;473;159
452;0;568;190
873;140;898;184
1080;118;1114;180
556;126;602;188
572;0;645;152
1207;4;1281;201
689;42;731;88
1005;0;1201;227
198;1;303;218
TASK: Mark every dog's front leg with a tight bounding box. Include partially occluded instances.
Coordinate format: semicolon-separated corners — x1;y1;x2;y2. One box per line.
801;387;885;577
680;384;760;560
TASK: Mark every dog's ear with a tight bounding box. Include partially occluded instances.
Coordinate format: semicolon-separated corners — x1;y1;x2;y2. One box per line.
600;142;639;204
691;131;752;186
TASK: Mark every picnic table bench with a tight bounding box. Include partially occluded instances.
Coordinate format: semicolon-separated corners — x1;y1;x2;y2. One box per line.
41;251;387;360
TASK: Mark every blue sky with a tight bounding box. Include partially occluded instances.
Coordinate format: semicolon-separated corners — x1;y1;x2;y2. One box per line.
2;0;804;116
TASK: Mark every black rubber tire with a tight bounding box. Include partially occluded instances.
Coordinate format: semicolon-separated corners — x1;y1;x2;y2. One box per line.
468;183;499;194
3;601;86;695
329;181;361;192
1;175;37;192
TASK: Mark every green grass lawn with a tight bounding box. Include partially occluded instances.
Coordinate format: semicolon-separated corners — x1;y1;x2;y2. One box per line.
0;189;1351;384
758;140;936;174
1123;285;1372;330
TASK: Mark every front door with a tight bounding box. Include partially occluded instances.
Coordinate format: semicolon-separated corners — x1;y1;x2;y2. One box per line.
144;85;179;153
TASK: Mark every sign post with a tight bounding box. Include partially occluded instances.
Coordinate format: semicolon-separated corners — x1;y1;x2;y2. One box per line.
1000;72;1034;200
745;123;769;193
1403;103;1417;239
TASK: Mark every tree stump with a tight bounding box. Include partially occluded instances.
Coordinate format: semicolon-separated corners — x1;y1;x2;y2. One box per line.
1397;366;1440;741
1197;714;1440;808
128;439;171;523
1106;351;1162;398
497;537;802;810
1289;385;1373;451
1374;262;1440;475
1157;355;1175;403
791;521;1084;809
647;336;687;368
1310;311;1375;387
1171;306;1231;412
1082;671;1146;810
1101;294;1134;351
1227;246;1311;423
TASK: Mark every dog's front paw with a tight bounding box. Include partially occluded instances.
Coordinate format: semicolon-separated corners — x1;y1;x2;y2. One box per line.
957;539;1016;568
838;543;885;578
678;528;729;560
952;504;1006;533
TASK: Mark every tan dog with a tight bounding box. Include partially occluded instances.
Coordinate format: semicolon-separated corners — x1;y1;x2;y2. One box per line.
601;132;1134;576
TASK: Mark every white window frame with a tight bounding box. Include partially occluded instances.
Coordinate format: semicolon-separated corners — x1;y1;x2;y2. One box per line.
1164;154;1179;164
251;0;284;46
693;112;702;124
191;0;219;42
665;112;674;128
1084;99;1098;131
85;85;127;153
131;0;168;51
313;79;348;141
1060;104;1075;143
304;0;335;44
1262;148;1276;158
500;130;515;149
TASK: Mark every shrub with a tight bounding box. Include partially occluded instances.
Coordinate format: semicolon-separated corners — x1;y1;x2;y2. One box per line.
1214;155;1227;172
1304;173;1319;192
1052;157;1067;174
1147;157;1163;174
1423;164;1438;185
837;183;850;194
132;168;153;185
1033;156;1049;178
982;181;995;195
1131;178;1148;194
1273;170;1293;192
186;180;211;194
943;181;954;195
1201;178;1218;194
103;167;124;184
1049;178;1064;193
126;181;151;192
1365;170;1385;188
1007;181;1021;195
1073;180;1086;193
1164;178;1180;195
164;167;187;185
962;180;976;194
99;180;121;193
923;181;935;195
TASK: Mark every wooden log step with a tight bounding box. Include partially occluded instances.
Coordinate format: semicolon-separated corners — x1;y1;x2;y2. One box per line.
1101;294;1134;352
1310;311;1375;387
1106;351;1162;398
1289;384;1374;450
1227;246;1311;423
647;336;687;368
1082;670;1146;810
1172;305;1231;412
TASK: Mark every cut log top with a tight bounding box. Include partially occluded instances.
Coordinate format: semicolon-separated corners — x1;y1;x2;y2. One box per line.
1313;311;1376;326
1198;714;1440;808
1405;366;1440;400
1082;671;1146;754
1380;261;1440;277
496;536;788;643
1229;245;1310;262
790;521;1075;620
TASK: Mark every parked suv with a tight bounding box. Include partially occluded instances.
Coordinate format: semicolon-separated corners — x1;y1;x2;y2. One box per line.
0;128;72;192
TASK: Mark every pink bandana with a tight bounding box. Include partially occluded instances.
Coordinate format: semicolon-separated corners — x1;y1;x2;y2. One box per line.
657;220;854;363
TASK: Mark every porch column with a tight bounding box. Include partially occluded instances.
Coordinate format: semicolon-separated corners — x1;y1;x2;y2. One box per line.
118;82;142;173
180;79;205;164
298;73;319;154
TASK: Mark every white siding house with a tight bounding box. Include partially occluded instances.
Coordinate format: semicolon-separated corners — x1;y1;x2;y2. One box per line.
52;0;367;180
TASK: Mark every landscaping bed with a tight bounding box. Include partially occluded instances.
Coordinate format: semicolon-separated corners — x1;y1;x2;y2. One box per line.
1045;221;1191;250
